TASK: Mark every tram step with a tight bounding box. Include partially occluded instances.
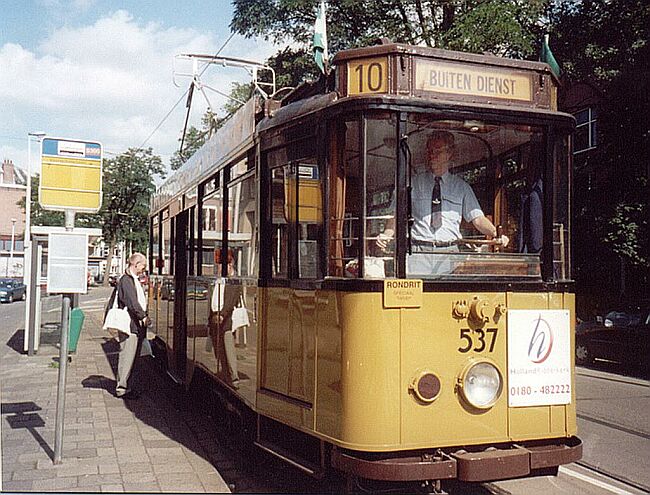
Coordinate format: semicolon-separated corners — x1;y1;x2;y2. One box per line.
254;439;321;477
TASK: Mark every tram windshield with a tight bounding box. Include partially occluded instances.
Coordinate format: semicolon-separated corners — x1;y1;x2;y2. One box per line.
328;113;571;281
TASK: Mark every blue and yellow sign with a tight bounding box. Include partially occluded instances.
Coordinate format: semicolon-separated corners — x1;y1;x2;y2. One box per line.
40;137;102;212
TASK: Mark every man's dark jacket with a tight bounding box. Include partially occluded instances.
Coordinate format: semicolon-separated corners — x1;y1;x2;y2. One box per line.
105;273;147;337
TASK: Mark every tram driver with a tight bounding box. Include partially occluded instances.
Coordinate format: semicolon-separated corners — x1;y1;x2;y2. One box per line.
377;131;509;275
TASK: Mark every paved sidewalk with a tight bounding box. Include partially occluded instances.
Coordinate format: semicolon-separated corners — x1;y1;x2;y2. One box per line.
1;287;232;493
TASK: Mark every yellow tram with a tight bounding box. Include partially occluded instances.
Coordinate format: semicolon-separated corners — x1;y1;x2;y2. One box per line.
148;41;581;489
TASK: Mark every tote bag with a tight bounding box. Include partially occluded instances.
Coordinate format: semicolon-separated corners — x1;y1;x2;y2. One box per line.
231;295;250;332
103;290;131;338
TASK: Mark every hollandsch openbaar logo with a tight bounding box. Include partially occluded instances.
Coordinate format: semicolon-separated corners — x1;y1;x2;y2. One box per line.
527;314;554;363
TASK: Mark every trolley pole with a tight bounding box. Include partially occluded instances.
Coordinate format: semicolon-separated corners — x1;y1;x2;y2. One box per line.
53;210;75;464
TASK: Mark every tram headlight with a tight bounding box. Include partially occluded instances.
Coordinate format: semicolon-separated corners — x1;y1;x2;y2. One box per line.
458;360;502;409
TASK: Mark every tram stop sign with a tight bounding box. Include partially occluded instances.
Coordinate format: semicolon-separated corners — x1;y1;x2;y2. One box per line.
39;137;103;212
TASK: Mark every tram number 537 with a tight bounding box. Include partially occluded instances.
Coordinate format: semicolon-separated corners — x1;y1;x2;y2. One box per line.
348;57;388;95
458;328;498;353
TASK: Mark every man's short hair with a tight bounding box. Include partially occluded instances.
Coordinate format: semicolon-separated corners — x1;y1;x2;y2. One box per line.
426;131;455;151
128;252;146;267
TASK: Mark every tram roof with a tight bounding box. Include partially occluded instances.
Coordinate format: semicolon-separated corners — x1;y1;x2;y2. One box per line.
152;42;566;214
151;96;259;213
331;42;560;82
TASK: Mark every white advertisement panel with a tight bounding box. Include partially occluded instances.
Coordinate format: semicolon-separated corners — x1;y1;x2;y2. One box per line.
507;309;571;407
47;232;88;293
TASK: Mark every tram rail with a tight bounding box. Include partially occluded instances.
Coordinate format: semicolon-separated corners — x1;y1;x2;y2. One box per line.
562;463;650;494
577;413;650;441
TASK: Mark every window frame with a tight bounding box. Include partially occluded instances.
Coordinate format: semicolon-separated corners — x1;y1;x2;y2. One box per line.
226;165;258;279
262;133;322;281
197;172;222;277
573;107;598;154
323;108;573;283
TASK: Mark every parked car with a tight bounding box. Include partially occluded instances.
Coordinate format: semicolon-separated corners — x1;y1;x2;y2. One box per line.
0;278;27;303
575;315;605;335
576;307;650;371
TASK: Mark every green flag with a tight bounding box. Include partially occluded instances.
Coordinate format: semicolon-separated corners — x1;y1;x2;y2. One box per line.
313;1;328;74
540;34;561;78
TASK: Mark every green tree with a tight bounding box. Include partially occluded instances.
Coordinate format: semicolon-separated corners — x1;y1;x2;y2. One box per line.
225;1;549;125
548;0;650;303
170;126;207;171
231;0;548;58
98;148;165;285
267;47;320;90
170;109;235;170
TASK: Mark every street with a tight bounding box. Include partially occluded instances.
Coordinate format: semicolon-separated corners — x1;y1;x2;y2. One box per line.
490;368;650;495
2;290;649;494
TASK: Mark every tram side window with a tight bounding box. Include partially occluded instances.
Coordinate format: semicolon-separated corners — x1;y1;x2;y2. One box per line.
553;135;571;281
365;116;397;278
227;172;258;278
201;176;223;276
328;117;397;278
269;151;323;280
329;120;361;277
186;206;196;276
161;211;172;275
270;166;290;278
297;158;322;279
151;215;160;274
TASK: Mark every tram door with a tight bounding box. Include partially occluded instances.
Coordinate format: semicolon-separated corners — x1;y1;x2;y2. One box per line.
172;210;188;382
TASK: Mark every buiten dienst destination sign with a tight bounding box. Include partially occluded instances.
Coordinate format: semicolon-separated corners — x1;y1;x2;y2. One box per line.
415;59;533;102
40;137;103;212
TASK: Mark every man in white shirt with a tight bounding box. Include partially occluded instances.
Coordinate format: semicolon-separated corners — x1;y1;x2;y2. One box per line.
378;131;508;274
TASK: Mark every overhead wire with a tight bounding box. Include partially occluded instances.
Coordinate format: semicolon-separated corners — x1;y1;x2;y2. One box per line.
137;31;237;151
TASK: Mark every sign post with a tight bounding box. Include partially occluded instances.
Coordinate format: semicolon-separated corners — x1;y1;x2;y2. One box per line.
49;221;89;464
38;137;102;465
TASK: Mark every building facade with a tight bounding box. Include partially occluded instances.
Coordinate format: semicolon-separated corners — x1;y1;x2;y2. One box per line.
0;160;27;277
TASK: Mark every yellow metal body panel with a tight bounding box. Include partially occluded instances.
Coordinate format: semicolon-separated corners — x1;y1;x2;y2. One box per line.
257;390;314;431
260;288;316;405
248;287;576;451
315;291;343;438
400;292;508;448
339;292;401;447
261;287;291;394
565;292;578;435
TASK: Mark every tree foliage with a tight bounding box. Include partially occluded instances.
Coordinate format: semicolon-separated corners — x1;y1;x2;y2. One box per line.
99;148;164;259
231;0;548;58
170;126;207;171
548;0;650;301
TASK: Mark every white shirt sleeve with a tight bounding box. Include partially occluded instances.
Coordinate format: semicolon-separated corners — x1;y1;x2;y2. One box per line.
461;181;484;222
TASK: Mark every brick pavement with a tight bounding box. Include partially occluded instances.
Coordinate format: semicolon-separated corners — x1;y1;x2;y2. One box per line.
1;287;232;493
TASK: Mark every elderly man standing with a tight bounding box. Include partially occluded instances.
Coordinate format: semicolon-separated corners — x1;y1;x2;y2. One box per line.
105;252;149;399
